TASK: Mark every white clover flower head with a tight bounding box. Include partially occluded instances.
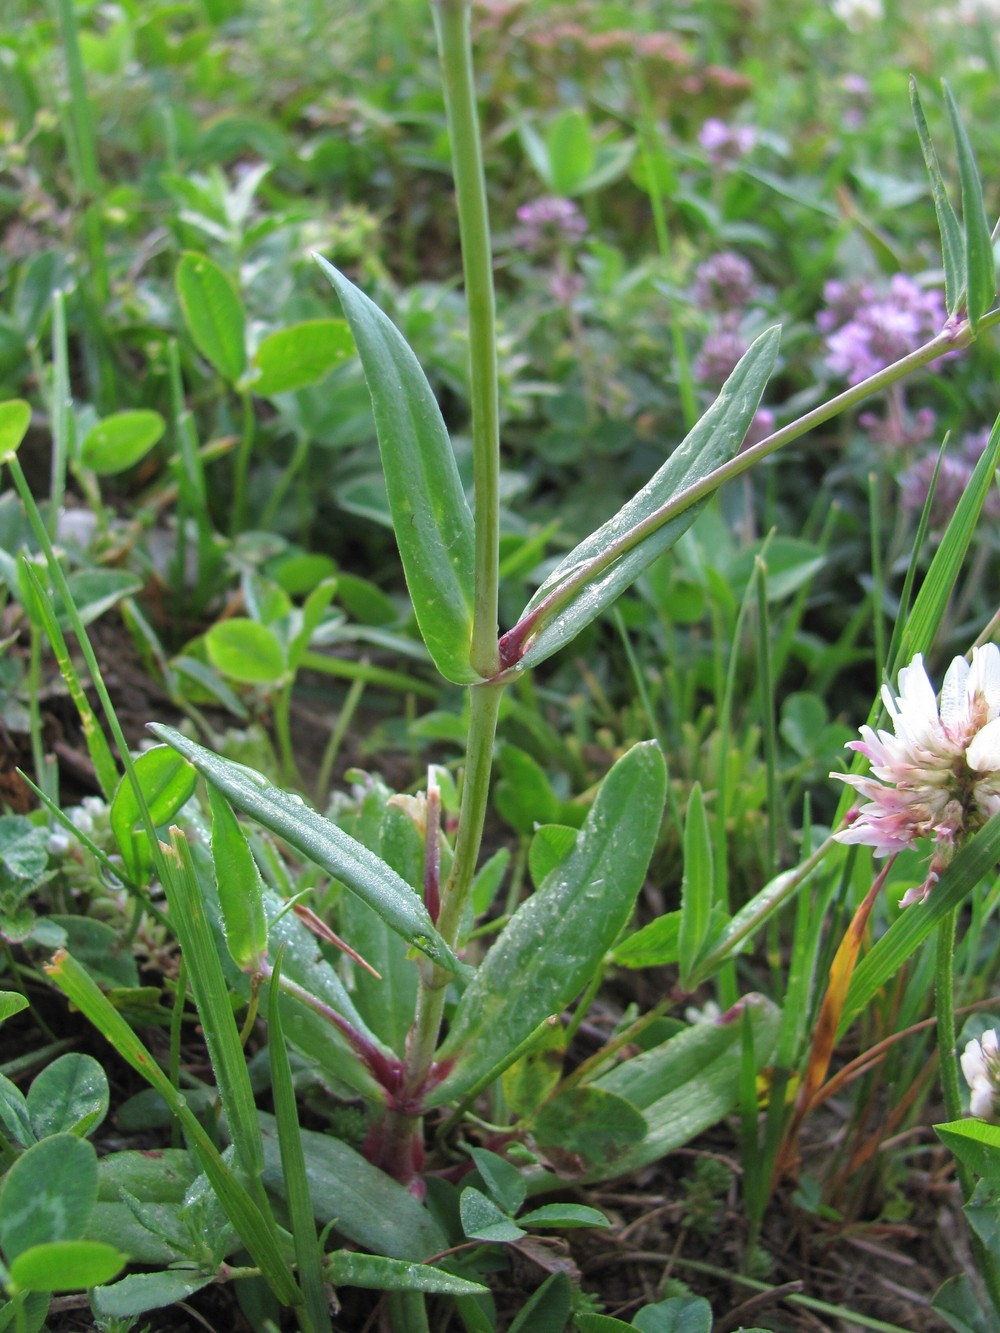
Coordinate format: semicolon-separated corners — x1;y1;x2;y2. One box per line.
961;1030;1000;1121
831;644;1000;905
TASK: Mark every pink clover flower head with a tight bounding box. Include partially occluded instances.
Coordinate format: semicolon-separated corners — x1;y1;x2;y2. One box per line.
693;251;758;312
695;325;748;387
961;1030;1000;1121
514;196;587;255
821;275;946;385
698;117;756;167
831;644;1000;905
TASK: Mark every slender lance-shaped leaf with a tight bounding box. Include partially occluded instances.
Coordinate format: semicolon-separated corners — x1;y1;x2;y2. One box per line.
147;724;459;971
678;783;713;990
268;952;333;1333
426;741;667;1107
159;830;267;1188
314;256;478;685
499;327;780;673
44;950;302;1307
910;79;965;315
943;81;996;329
209;787;268;972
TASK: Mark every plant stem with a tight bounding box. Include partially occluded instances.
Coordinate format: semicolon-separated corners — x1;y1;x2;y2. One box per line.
405;680;504;1093
432;0;500;679
396;0;506;1107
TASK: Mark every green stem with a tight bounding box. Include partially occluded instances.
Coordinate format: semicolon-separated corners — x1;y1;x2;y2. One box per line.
232;390;255;534
432;0;500;678
406;680;503;1094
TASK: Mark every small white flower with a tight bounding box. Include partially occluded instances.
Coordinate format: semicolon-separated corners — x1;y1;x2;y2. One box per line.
961;1030;1000;1121
831;644;1000;905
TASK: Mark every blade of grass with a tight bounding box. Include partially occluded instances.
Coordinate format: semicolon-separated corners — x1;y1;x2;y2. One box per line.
942;80;996;329
44;950;301;1308
909;78;965;315
267;950;333;1333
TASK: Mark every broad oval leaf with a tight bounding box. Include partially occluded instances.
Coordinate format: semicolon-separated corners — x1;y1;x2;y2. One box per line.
176;251;247;382
205;618;286;684
501;327;780;673
78;410;165;476
0;399;31;455
109;744;197;884
0;1133;98;1260
314;256;478;685
147;723;459;969
26;1053;109;1140
8;1239;126;1294
426;741;667;1106
244;318;354;396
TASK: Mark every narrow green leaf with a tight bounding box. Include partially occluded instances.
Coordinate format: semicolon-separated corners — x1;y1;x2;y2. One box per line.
243;319;354;396
147;724;459;970
205;618;286;685
508;1274;571;1333
44;951;301;1307
894;417;1000;673
208;788;268;971
78;411;165;476
7;1241;125;1294
910;79;965;315
678;784;713;989
314;256;478;685
504;328;780;672
0;400;31;456
176;251;247;382
159;830;265;1183
267;952;333;1333
427;742;667;1107
324;1252;487;1295
591;996;781;1179
517;1203;610;1229
841;811;1000;1035
92;1271;214;1319
942;81;996;328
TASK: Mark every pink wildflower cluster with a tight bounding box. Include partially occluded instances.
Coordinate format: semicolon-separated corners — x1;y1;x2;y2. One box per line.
513;196;587;255
821;275;946;385
832;645;1000;906
698;117;756;167
899;428;1000;529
